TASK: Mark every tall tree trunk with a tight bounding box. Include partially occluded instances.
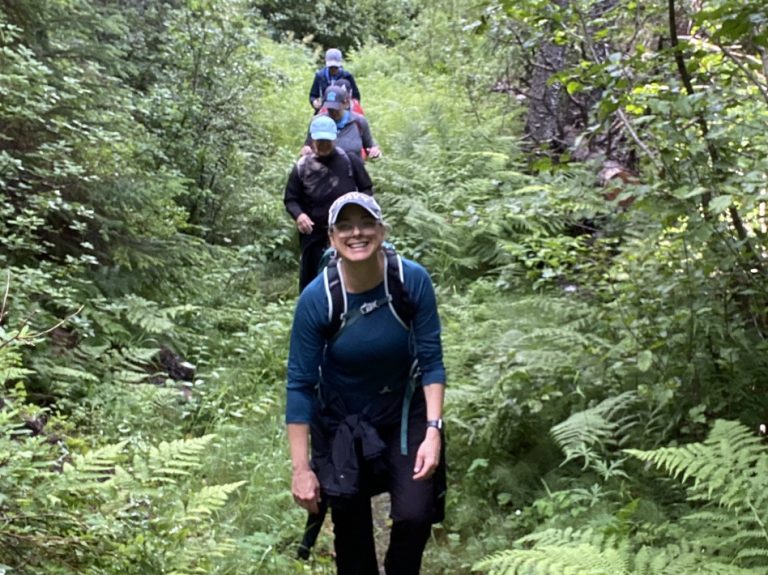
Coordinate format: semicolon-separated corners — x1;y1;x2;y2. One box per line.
524;41;567;147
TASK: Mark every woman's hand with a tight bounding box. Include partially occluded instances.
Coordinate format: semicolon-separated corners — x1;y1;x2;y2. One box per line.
366;146;382;160
292;466;321;514
413;427;441;481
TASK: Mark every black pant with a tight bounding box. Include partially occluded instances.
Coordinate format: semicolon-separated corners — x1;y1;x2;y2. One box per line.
329;417;444;574
299;229;329;293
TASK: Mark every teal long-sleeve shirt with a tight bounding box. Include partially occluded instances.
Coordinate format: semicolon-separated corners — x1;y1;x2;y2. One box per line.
285;257;446;424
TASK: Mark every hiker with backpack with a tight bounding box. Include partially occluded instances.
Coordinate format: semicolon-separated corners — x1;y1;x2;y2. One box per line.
332;78;364;116
301;85;381;161
284;116;373;293
286;192;446;574
315;78;364;116
309;48;361;112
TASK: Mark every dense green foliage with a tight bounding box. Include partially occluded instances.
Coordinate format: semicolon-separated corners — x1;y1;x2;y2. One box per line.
2;0;767;573
476;419;768;574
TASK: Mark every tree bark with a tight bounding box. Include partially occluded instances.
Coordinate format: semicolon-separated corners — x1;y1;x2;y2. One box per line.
524;40;567;147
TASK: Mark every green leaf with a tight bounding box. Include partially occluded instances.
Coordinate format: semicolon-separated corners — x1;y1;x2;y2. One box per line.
566;81;583;95
637;350;653;372
468;458;489;474
709;195;732;214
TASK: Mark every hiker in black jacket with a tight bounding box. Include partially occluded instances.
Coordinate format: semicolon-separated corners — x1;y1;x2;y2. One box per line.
283;115;373;292
309;48;361;112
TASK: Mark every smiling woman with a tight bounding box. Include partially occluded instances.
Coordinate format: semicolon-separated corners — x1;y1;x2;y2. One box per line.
329;197;385;272
286;192;447;574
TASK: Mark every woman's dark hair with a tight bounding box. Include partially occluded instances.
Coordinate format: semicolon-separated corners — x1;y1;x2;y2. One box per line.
335;78;353;94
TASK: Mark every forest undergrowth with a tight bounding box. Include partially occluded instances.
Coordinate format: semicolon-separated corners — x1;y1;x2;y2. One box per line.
2;0;768;573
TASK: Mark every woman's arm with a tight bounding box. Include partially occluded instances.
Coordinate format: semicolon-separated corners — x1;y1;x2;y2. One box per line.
288;423;321;514
413;382;444;480
408;261;446;387
406;261;447;480
286;291;327;509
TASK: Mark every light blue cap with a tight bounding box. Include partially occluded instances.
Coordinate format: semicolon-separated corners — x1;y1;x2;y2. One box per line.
310;115;337;141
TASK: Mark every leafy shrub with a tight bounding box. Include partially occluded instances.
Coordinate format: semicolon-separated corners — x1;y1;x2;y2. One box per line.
475;419;768;575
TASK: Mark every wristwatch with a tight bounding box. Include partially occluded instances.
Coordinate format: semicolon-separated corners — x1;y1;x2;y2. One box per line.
426;418;444;431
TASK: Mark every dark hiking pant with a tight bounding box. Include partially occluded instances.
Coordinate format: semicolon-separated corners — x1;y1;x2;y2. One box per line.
329;415;444;575
299;229;328;293
331;497;432;575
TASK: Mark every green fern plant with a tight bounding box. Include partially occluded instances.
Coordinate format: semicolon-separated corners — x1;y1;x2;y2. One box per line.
475;530;760;575
0;411;246;574
551;391;637;476
474;420;768;574
142;434;215;483
627;419;768;569
475;541;631;574
184;481;247;523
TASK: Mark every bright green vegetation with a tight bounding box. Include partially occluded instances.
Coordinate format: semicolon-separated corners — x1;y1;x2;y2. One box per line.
2;0;768;573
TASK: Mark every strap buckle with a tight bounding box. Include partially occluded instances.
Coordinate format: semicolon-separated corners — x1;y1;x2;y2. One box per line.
359;301;380;315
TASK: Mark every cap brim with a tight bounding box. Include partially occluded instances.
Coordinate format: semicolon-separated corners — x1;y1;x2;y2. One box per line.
310;131;337;141
326;60;342;67
324;101;343;110
329;200;381;225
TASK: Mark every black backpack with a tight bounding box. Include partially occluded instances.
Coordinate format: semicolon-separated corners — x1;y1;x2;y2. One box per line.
320;244;415;342
296;147;353;183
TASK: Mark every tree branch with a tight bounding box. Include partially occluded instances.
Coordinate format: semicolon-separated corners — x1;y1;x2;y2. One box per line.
696;32;768;106
616;108;661;169
668;0;764;272
1;271;10;326
668;0;713;212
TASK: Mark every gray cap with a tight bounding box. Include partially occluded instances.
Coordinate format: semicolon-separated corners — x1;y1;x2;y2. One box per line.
328;192;382;227
325;48;342;67
323;85;348;110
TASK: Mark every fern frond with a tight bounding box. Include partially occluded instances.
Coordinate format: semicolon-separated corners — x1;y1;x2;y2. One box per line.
736;547;768;562
64;440;128;488
551;392;638;468
626;420;767;509
474;544;631;575
634;542;760;574
140;434;216;484
627;420;768;569
122;295;175;334
49;365;101;382
183;480;246;523
0;365;34;383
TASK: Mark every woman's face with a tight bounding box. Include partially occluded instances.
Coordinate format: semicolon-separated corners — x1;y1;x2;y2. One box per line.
329;204;385;263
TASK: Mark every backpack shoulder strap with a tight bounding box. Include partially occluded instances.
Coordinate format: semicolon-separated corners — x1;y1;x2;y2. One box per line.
335;146;353;177
350;117;362;136
324;247;415;342
323;256;347;341
296;154;309;182
347;116;368;159
383;248;415;329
